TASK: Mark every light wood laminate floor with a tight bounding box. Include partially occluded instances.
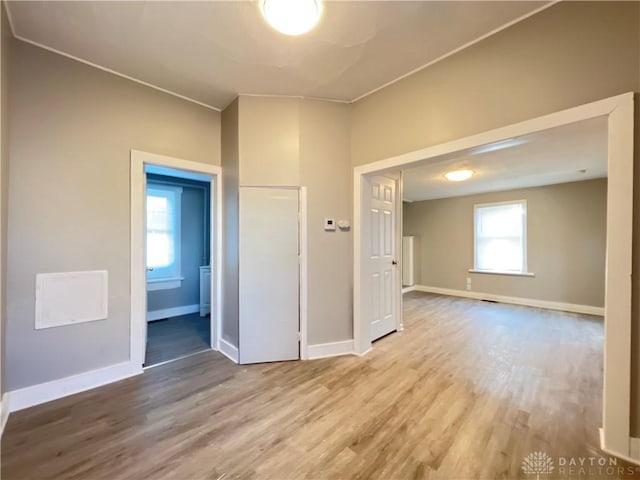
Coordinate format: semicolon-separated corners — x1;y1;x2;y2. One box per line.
3;292;639;479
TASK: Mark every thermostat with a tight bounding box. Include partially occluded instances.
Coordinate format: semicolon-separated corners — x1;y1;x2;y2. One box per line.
324;218;336;231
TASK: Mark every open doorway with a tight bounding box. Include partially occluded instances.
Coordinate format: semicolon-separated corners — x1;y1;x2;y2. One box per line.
144;167;211;367
401;115;607;314
353;93;635;461
398;116;608;462
130;150;222;372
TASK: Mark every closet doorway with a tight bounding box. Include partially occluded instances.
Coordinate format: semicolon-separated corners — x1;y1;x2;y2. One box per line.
130;150;222;370
144;167;212;367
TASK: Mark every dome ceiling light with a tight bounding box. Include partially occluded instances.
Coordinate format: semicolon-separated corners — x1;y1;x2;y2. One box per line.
260;0;323;36
444;169;474;182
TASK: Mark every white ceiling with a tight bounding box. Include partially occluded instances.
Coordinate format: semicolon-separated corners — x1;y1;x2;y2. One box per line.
6;1;549;110
402;116;608;202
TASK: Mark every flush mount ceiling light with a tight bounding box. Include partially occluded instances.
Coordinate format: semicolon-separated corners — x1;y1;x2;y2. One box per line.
261;0;323;36
444;169;474;182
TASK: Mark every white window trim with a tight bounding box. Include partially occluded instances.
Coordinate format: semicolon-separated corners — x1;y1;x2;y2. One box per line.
473;199;532;275
146;276;185;291
146;184;183;290
467;269;535;277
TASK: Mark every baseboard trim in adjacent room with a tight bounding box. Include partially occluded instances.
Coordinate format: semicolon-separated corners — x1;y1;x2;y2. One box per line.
630;436;640;459
146;304;199;322
414;285;604;316
307;340;355;360
402;285;416;294
218;337;239;363
0;392;10;437
8;361;142;413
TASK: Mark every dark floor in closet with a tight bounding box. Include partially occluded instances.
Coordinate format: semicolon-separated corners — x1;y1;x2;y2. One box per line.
145;313;210;367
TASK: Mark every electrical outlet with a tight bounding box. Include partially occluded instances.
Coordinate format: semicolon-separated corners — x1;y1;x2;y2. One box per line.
466;277;472;291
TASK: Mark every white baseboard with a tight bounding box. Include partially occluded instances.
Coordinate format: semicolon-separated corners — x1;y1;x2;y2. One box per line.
307;340;354;360
355;347;372;357
414;285;604;316
218;337;239;363
402;285;416;294
147;304;199;322
599;428;640;466
8;361;142;412
0;392;10;437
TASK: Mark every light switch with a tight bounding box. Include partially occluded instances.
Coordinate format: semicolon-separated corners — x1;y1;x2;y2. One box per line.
324;218;336;231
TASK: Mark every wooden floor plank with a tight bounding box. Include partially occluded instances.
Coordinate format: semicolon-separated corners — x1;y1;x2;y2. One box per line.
3;292;639;479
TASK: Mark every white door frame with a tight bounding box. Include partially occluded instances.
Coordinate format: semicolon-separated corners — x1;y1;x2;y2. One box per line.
299;186;309;360
130;150;222;368
353;92;635;460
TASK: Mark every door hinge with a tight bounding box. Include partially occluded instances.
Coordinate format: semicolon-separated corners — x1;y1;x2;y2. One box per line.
297;331;302;341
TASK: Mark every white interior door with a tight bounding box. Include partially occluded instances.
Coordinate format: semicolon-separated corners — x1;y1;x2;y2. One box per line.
367;175;397;341
239;187;299;364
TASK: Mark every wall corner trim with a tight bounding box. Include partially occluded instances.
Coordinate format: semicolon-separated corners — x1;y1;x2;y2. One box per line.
413;285;604;316
0;393;10;437
7;361;142;413
218;337;239;363
307;340;354;360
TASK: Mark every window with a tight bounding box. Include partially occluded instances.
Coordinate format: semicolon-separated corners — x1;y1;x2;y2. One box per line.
146;184;182;289
474;200;527;274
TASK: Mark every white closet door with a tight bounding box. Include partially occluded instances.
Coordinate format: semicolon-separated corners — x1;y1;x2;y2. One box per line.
239;187;299;364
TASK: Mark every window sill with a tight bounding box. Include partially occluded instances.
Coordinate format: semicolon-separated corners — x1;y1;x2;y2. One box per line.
147;276;184;291
468;269;535;278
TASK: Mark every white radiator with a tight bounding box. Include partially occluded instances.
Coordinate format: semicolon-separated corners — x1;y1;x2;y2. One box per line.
199;265;211;316
402;236;415;287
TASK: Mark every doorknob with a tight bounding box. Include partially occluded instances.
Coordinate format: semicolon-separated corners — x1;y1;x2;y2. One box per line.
392;260;397;265
146;267;154;272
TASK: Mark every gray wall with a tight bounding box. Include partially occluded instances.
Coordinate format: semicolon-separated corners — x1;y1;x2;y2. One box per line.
238;96;299;186
0;2;10;395
6;39;220;390
147;179;207;313
404;179;607;307
240;96;352;345
221;96;352;347
299;100;352;343
221;98;239;346
350;1;640;432
351;2;640;167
